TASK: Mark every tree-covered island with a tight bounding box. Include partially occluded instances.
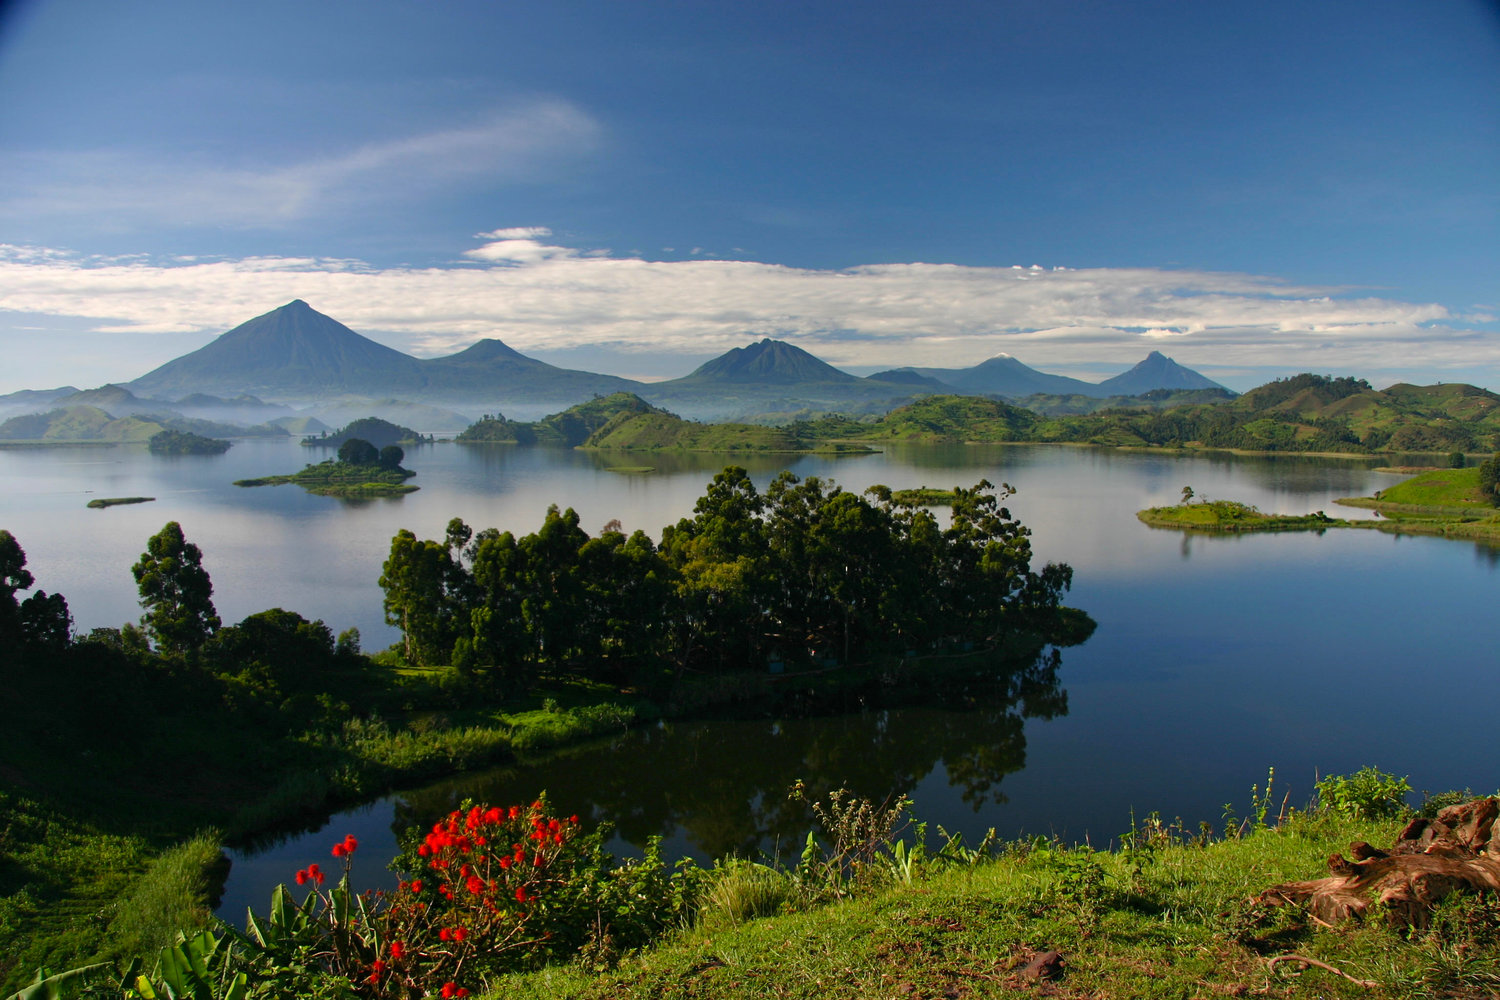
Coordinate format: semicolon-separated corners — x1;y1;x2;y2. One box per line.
146;429;231;454
235;437;417;496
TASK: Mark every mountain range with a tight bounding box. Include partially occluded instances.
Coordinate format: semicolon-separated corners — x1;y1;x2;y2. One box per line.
875;350;1224;398
6;300;1231;424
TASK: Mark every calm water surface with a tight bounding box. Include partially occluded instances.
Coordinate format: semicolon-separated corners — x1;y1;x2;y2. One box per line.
2;440;1495;919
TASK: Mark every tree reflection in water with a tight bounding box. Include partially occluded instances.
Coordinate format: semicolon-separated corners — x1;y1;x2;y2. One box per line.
390;643;1069;863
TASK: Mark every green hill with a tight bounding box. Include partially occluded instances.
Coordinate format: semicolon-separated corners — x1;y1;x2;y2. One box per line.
0;406;166;442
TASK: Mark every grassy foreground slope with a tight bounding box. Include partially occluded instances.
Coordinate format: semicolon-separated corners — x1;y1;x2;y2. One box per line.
497;810;1491;1000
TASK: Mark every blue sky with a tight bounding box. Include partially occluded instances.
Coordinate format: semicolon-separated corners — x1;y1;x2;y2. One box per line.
0;0;1496;393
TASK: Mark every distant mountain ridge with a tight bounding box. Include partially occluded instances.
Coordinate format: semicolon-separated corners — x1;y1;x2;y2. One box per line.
128;300;636;405
101;300;1232;419
875;350;1228;399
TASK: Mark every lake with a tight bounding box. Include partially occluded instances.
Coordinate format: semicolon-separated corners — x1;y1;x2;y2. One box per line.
2;438;1495;919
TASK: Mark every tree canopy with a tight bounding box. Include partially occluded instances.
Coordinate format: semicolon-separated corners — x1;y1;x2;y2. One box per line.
380;467;1084;691
131;521;220;656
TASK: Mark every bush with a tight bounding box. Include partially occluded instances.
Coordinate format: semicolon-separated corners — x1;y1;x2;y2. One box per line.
1315;766;1412;820
230;801;703;997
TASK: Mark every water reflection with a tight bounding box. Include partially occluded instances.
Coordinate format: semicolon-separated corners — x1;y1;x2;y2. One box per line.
387;644;1067;865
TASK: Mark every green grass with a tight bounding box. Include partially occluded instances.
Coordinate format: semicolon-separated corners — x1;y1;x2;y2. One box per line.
0;795;221;993
1364;467;1491;509
491;811;1492;1000
1333;468;1500;543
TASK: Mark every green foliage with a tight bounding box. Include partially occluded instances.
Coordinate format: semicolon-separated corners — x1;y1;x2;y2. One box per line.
137;928;248;1000
453;414;521;444
335;438;378;466
383;468;1082;690
0;529;35;642
131;522;220;657
307;417;424;450
1315;766;1413;820
1480;452;1500;504
790;783;918;896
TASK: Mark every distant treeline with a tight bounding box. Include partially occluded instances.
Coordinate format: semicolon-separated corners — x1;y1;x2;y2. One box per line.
380;467;1087;688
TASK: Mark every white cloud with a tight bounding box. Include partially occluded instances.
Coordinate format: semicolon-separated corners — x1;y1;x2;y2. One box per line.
0;101;601;230
477;227;554;240
0;232;1494;384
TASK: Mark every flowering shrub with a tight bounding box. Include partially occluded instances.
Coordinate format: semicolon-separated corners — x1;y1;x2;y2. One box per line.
242;799;701;998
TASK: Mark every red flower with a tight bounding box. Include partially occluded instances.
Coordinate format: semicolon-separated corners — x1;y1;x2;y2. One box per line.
441;984;469;999
569;814;580;825
453;926;469;942
314;870;325;885
332;843;345;858
367;959;386;984
466;875;484;895
440;927;451;941
294;870;307;885
390;940;406;961
410;879;423;893
515;886;528;903
343;834;358;853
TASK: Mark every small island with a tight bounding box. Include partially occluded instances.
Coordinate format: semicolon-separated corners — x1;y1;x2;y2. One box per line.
86;496;156;509
147;429;231;455
1140;461;1500;544
1138;491;1346;533
235;438;417;497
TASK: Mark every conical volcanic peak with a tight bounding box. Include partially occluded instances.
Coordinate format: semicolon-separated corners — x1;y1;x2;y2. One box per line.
128;300;426;397
1096;351;1227;395
682;338;858;384
440;338;530;364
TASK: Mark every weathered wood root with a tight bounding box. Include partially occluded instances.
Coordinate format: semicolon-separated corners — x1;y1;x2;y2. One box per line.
1265;954;1377;989
1257;798;1500;929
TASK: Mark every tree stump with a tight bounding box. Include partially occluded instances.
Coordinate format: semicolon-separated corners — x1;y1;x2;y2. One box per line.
1258;798;1500;929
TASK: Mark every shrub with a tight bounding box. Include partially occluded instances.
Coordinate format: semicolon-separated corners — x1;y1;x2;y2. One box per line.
1315;766;1412;819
